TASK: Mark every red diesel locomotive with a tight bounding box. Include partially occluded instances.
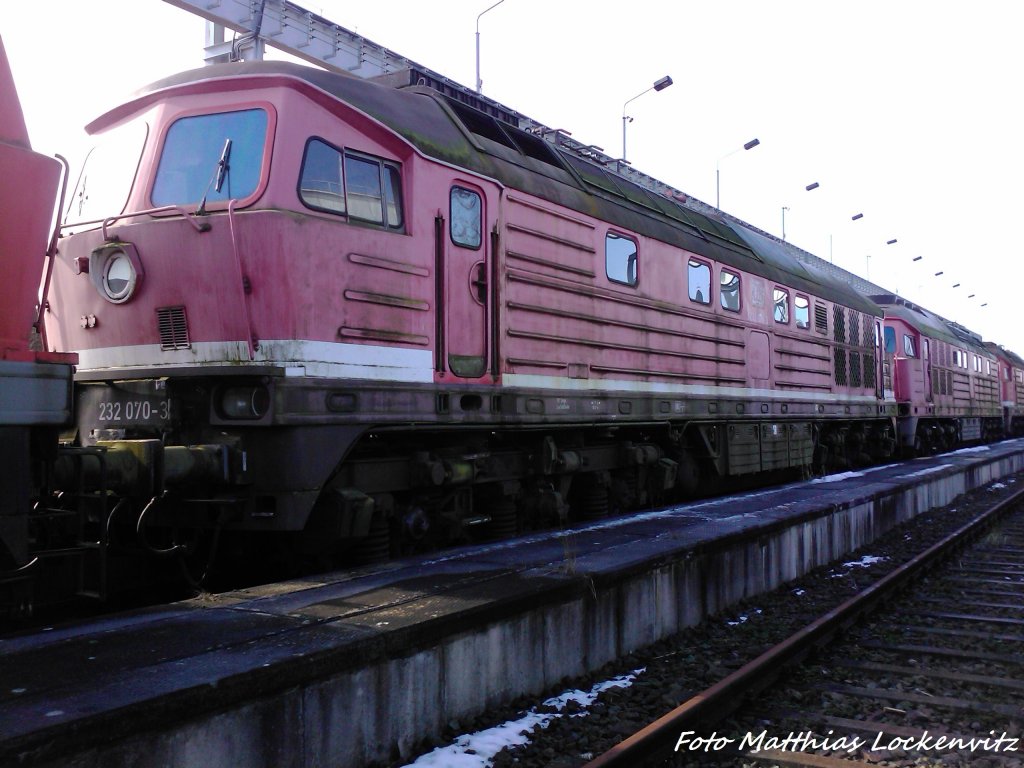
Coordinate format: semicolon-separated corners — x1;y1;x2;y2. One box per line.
39;60;900;568
874;295;1005;452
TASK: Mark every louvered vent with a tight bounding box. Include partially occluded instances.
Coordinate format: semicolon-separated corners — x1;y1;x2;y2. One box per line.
156;306;190;350
814;303;828;335
849;310;861;346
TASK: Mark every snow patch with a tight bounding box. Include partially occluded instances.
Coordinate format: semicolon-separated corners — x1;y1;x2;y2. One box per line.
400;669;645;767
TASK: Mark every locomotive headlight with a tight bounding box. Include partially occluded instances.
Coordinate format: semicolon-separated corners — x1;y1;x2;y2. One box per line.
220;386;271;420
89;243;143;304
102;251;136;302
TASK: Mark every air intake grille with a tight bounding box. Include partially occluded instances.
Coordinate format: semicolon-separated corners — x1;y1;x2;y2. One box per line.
833;306;846;343
156;306;190;350
814;303;828;335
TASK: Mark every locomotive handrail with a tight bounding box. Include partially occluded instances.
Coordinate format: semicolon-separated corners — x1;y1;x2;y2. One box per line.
34;153;69;353
58;205;212;238
100;206;212;240
227;199;258;359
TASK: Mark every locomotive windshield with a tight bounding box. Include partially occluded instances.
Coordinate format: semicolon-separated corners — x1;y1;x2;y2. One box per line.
152;108;267;206
66;121;148;225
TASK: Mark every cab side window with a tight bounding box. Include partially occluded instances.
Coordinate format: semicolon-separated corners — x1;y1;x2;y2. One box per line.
883;326;896;353
299;138;404;230
904;334;916;357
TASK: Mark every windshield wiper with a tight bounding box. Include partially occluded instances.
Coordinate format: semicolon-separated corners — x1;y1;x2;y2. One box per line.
196;138;233;215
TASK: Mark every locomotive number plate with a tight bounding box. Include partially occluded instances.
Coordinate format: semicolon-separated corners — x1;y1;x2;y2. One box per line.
96;398;171;424
78;381;173;428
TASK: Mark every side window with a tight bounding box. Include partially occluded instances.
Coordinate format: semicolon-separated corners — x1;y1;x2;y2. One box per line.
383;166;403;228
904;334;916;357
450;186;482;248
299;138;404;230
606;232;638;286
884;326;896;353
794;295;810;329
688;259;711;304
773;288;789;324
299;139;345;214
345;154;385;224
720;269;741;312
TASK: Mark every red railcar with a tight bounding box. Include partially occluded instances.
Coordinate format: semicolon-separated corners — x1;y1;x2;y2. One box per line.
0;36;74;609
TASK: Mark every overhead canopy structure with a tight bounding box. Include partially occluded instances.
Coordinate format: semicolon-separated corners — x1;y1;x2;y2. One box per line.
164;0;430;76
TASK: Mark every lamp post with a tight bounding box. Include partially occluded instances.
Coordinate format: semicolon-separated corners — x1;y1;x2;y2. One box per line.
475;0;506;94
829;211;864;263
715;138;760;209
781;181;818;243
621;75;673;161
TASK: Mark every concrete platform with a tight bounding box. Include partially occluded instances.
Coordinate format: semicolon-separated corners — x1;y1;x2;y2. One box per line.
3;440;1024;767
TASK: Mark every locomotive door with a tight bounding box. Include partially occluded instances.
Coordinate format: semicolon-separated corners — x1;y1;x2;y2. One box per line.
923;339;933;402
875;320;884;398
438;183;492;378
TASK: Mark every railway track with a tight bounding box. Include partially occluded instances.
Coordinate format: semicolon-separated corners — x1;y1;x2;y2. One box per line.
581;481;1024;767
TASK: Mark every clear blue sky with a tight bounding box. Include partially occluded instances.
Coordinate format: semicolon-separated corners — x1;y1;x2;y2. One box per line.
6;0;1023;353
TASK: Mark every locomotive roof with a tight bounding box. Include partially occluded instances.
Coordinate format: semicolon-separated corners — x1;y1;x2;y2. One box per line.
986;342;1024;367
870;294;991;355
131;61;880;316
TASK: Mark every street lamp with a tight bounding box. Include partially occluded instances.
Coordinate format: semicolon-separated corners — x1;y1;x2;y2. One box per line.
781;181;818;243
827;210;863;263
715;138;760;209
621;75;673;161
476;0;506;94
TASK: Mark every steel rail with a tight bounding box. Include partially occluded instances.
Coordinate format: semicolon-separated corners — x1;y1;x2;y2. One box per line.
582;483;1024;768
